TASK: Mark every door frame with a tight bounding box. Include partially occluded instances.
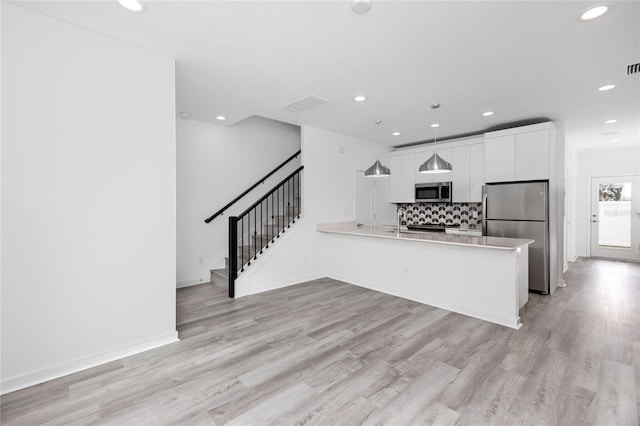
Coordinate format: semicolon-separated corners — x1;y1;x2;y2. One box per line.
588;173;640;261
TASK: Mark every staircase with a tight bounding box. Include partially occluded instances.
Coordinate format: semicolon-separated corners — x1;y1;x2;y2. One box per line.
209;204;299;287
226;167;302;298
204;150;303;299
210;258;229;286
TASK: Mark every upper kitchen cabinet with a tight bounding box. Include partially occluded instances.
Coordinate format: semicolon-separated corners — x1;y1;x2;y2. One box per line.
391;139;482;204
468;143;485;202
484;123;554;183
452;139;484;202
484;134;515;183
389;153;415;203
414;150;433;184
451;146;470;202
514;129;550;181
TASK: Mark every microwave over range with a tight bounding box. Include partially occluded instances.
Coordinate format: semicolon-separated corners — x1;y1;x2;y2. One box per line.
415;182;452;203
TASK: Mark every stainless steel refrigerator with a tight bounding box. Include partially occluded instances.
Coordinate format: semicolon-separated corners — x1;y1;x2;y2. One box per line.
482;181;549;293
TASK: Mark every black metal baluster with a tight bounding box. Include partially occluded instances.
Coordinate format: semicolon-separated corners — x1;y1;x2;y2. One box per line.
299;171;301;217
265;200;267;250
299;171;302;216
293;172;296;222
276;185;280;238
240;215;245;271
259;200;263;254
269;192;273;243
287;177;291;227
228;216;237;298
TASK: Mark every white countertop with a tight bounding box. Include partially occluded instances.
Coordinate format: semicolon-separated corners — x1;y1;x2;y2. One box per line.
317;222;533;250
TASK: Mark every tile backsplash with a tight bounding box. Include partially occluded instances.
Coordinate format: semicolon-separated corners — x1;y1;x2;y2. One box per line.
398;202;482;228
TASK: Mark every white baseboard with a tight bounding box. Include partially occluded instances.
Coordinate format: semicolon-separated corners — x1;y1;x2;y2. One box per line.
176;278;208;288
237;272;325;297
1;331;179;395
327;273;521;330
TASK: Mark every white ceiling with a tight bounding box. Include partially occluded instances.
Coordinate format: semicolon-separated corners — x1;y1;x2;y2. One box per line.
9;0;640;152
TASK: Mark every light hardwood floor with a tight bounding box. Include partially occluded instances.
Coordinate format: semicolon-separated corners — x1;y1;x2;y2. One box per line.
1;257;639;425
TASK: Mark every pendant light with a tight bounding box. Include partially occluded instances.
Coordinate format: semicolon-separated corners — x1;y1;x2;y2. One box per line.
419;120;452;174
364;120;391;178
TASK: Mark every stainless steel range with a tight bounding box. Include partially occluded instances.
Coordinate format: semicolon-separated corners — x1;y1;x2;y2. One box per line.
406;224;459;233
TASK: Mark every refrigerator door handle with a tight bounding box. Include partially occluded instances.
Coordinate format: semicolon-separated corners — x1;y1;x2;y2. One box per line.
482;191;488;235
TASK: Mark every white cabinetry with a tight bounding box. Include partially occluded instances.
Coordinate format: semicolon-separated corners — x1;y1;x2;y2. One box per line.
450;140;484;203
452;146;470;202
484;126;551;183
484;135;515;183
391;141;482;204
515;129;549;181
389;153;415;203
468;143;484;202
414;150;433;184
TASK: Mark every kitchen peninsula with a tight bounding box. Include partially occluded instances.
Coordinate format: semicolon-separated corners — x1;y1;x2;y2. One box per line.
317;221;533;329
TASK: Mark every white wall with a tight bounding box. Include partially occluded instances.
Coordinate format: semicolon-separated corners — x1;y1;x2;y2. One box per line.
1;4;177;393
176;116;300;287
572;145;640;258
234;125;393;296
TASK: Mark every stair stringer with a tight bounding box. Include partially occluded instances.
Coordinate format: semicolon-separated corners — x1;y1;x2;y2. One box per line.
233;215;324;297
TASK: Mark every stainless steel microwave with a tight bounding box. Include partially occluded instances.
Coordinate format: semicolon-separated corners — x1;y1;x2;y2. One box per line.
415;182;452;203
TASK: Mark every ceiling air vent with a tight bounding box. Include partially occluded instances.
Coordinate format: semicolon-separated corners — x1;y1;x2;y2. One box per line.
282;95;329;113
627;62;640;75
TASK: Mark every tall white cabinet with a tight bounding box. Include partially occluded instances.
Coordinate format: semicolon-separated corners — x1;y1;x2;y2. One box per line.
483;122;564;295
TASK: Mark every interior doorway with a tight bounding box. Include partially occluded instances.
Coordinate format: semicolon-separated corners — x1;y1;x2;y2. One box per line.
590;175;640;261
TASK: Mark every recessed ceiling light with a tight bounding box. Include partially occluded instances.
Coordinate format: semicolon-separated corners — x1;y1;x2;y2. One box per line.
604;119;617;124
610;139;620;143
482;111;494;117
430;103;441;109
598;84;615;91
392;132;400;136
216;116;227;121
179;112;191;119
430;123;440;128
578;4;611;21
354;96;366;102
351;0;372;14
118;0;145;13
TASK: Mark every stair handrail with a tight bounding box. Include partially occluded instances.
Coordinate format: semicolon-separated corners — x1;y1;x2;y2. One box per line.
237;166;304;220
228;165;303;298
204;149;301;223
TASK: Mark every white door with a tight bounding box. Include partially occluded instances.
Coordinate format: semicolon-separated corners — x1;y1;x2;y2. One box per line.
355;171;373;226
590;175;640;260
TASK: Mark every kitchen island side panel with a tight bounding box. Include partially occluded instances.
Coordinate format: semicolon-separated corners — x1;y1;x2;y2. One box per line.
320;232;527;329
